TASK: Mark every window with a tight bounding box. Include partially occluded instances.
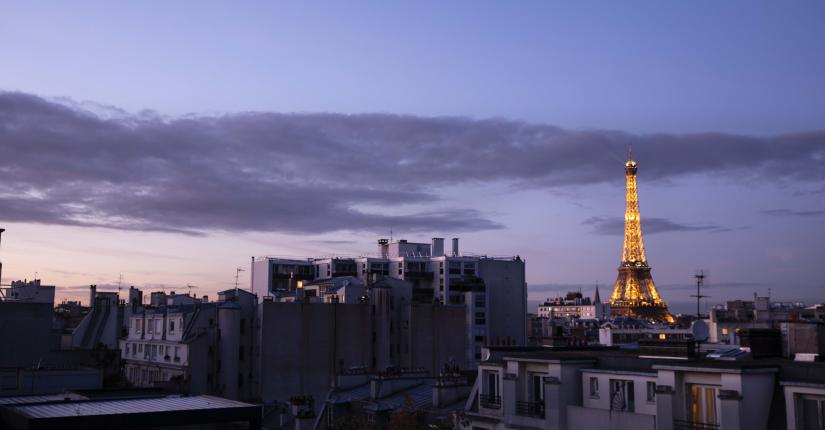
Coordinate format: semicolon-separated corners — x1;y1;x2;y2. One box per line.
449;261;461;275
475;294;486;308
169;320;175;332
721;328;729;336
463;262;476;276
531;374;545;402
475;311;486;325
589;377;599;397
147;319;153;334
687;384;719;426
155;319;162;334
796;394;825;430
481;370;500;408
647;381;656;402
135;319;141;334
609;379;635;412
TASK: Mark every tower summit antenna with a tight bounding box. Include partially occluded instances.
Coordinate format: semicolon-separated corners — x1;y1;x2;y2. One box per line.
628;144;633;162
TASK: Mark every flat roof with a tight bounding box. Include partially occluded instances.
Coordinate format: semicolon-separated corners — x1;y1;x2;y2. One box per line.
7;395;252;419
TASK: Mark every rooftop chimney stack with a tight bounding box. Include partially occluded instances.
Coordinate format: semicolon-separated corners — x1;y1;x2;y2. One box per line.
432;238;444;257
0;228;5;287
452;238;459;257
378;239;389;259
89;285;97;308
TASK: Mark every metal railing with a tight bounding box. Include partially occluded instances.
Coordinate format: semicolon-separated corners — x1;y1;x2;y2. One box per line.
674;419;720;430
515;400;545;418
480;394;501;409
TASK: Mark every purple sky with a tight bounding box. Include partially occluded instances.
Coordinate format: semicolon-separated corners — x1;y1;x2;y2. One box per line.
1;1;823;313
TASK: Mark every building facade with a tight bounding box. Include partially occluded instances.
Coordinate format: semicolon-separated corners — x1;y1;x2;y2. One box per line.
250;237;527;365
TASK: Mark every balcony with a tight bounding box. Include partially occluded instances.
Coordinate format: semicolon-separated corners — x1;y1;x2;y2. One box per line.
674;420;720;430
480;394;501;409
450;276;485;292
516;400;545;418
404;270;434;280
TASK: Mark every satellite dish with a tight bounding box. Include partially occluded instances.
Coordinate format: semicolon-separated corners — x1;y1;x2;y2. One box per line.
691;320;709;342
480;348;491;362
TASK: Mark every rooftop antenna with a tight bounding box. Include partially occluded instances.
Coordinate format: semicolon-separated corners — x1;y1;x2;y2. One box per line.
117;274;123;294
187;284;196;296
235;267;245;293
390;228;393;242
628;144;632;161
690;270;710;318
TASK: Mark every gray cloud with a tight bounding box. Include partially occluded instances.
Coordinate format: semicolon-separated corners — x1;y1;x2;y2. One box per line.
761;209;825;217
1;91;823;235
582;216;728;235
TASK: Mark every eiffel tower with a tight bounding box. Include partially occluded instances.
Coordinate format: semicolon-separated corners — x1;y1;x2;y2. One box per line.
609;148;674;323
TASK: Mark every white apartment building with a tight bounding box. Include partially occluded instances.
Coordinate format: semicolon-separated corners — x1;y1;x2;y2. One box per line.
119;288;258;401
251;237;527;365
459;345;821;430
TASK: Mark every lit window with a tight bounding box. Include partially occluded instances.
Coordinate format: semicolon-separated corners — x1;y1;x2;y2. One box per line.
658;333;666;340
721;328;729;336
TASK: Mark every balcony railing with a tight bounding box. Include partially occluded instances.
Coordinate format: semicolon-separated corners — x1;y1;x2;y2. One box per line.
516;400;545;418
674;419;720;430
480;394;501;409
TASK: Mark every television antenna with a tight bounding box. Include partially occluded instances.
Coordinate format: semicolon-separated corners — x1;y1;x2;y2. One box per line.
690;270;710;318
234;267;245;293
187;284;197;296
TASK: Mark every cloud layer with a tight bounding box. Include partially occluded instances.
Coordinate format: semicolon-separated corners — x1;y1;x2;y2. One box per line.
581;216;730;235
1;91;823;235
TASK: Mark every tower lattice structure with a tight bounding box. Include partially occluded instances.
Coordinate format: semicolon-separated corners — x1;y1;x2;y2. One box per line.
609;149;674;323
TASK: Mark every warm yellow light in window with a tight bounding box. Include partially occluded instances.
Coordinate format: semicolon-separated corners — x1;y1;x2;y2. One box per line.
658;333;666;340
297;281;303;289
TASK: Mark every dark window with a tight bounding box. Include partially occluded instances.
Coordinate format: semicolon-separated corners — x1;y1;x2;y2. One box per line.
475;312;486;325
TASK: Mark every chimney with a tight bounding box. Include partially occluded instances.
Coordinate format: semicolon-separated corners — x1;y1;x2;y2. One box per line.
89;285;97;308
451;238;459;257
0;228;5;288
378;239;389;259
431;238;444;257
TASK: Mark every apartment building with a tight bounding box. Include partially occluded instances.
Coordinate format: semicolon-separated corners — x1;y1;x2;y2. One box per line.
251;237;527;365
537;290;611;320
255;276;468;411
461;344;825;430
119;288;258;401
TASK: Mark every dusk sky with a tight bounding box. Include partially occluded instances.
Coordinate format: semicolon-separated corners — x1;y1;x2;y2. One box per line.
1;1;823;313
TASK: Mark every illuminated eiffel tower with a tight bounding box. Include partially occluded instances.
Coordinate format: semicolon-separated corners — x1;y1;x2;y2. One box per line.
609;147;674;323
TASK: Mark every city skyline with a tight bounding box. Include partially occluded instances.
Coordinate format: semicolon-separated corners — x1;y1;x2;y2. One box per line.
1;1;824;312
